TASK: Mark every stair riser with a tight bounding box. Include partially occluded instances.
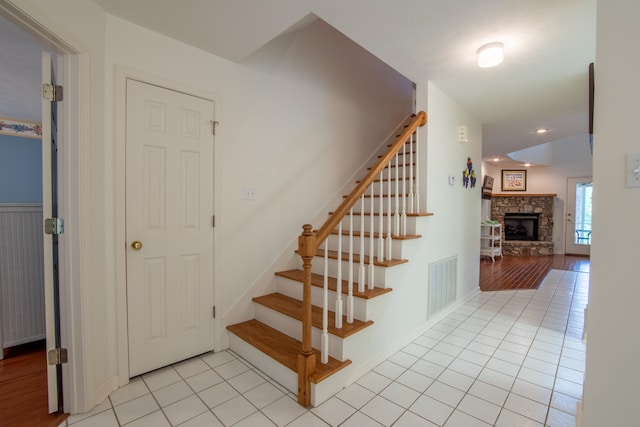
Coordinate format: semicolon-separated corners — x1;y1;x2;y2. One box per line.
228;333;297;394
253;304;347;361
310;364;353;407
350;197;419;216
342;215;418;235
276;276;370;321
323;234;406;259
367;179;417;195
307;258;394;288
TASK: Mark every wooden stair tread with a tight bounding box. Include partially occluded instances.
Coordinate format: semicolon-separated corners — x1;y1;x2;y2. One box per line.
275;269;393;299
253;293;374;338
226;319;351;384
328;229;422;240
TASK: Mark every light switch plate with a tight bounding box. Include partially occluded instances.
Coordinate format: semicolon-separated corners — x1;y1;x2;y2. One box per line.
458;126;468;143
448;175;455;185
626;153;640;188
244;187;257;200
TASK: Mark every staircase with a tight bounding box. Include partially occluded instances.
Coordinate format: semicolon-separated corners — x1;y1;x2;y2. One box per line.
227;112;430;406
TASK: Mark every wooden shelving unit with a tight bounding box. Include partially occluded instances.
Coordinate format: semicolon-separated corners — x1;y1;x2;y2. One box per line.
481;221;502;262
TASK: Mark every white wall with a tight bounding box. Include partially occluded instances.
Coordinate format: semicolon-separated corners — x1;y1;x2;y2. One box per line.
583;1;640;425
482;160;592;254
418;82;482;300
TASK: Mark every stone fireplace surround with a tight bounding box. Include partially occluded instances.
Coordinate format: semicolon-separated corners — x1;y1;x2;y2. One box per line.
490;194;556;256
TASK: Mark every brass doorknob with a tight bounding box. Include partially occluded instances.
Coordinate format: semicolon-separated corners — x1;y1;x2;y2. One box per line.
131;241;143;250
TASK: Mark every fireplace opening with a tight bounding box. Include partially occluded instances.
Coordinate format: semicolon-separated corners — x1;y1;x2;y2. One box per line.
504;213;539;241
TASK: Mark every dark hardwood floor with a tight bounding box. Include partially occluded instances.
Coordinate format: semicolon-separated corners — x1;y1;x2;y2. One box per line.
0;340;68;427
480;254;590;291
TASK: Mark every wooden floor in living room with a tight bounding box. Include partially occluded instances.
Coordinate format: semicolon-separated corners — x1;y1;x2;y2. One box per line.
480;254;590;291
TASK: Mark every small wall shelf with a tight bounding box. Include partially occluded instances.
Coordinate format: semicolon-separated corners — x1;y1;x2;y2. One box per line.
481;221;503;262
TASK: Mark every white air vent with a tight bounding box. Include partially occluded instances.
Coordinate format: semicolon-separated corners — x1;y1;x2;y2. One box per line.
428;256;457;318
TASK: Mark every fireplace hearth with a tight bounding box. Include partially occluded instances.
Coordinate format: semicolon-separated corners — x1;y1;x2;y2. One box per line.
504;213;539;241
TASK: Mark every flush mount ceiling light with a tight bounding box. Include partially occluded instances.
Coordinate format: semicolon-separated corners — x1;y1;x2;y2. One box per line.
477;42;504;68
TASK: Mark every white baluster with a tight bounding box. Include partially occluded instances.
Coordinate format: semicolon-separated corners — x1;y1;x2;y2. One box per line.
335;220;343;329
321;243;329;364
368;185;375;289
414;131;420;213
377;171;384;262
394;151;400;236
386;158;393;260
347;209;354;323
401;140;407;236
359;193;365;293
408;134;415;214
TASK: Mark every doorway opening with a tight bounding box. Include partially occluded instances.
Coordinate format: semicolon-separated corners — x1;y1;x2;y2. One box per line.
573;182;593;245
565;177;593;256
0;12;67;424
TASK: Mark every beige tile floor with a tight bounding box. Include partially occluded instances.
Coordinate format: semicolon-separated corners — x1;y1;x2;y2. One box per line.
59;269;587;426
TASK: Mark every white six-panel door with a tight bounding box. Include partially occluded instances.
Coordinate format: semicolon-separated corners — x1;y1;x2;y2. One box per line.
126;79;215;377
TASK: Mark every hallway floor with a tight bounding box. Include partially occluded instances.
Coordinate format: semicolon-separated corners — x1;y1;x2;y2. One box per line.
60;269;587;427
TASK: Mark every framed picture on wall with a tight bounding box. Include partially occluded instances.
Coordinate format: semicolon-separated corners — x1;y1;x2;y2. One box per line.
482;175;494;199
501;169;527;191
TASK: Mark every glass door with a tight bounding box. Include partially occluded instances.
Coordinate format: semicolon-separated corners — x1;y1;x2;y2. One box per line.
565;177;592;255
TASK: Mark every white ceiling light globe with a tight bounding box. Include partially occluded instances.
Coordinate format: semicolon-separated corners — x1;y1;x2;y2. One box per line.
478;42;504;68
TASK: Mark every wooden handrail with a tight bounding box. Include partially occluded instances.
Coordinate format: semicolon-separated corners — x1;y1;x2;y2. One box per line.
295;111;427;406
314;111;427;245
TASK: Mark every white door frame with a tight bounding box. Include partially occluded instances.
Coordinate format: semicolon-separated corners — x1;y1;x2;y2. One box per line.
0;1;88;414
114;66;222;386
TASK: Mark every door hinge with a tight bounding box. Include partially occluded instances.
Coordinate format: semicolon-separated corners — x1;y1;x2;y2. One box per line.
48;348;68;365
210;120;219;135
43;83;63;102
212;215;215;228
213;306;216;318
44;217;64;235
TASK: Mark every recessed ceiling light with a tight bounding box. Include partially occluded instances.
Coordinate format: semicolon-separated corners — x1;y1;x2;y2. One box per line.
535;128;548;134
477;42;504;68
524;163;532;167
493;157;500;162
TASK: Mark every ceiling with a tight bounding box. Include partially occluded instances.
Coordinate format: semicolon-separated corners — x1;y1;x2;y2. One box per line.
1;0;596;164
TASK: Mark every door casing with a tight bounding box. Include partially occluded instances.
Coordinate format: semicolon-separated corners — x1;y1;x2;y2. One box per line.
0;2;88;414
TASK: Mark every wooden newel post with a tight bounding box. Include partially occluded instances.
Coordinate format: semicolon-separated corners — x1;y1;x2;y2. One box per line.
297;224;317;407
